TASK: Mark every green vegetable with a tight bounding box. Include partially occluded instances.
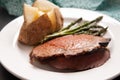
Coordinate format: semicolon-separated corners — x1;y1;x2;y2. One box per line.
60;17;82;31
40;16;107;44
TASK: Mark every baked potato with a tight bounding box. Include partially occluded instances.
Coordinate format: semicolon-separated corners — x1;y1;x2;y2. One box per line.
18;0;63;45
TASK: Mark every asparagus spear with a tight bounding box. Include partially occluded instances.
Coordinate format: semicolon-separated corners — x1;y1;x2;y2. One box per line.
68;16;103;33
76;27;108;36
60;17;82;31
40;16;106;43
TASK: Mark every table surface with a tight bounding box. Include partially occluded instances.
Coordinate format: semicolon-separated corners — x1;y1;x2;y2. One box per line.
0;8;120;80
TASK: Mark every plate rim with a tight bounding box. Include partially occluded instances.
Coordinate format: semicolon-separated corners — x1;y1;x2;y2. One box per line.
0;8;120;80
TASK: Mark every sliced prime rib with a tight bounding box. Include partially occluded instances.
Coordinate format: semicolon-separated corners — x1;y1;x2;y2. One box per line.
30;34;110;70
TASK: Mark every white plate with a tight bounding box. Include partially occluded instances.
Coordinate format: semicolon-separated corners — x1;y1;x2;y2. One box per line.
0;8;120;80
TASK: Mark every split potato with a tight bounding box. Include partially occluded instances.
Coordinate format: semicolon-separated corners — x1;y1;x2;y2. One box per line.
18;0;63;45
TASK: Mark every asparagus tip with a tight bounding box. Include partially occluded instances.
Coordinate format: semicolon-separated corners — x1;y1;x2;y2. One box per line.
96;16;103;22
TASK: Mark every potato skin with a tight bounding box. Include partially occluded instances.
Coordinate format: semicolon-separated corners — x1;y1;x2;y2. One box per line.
18;14;53;45
54;8;63;31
